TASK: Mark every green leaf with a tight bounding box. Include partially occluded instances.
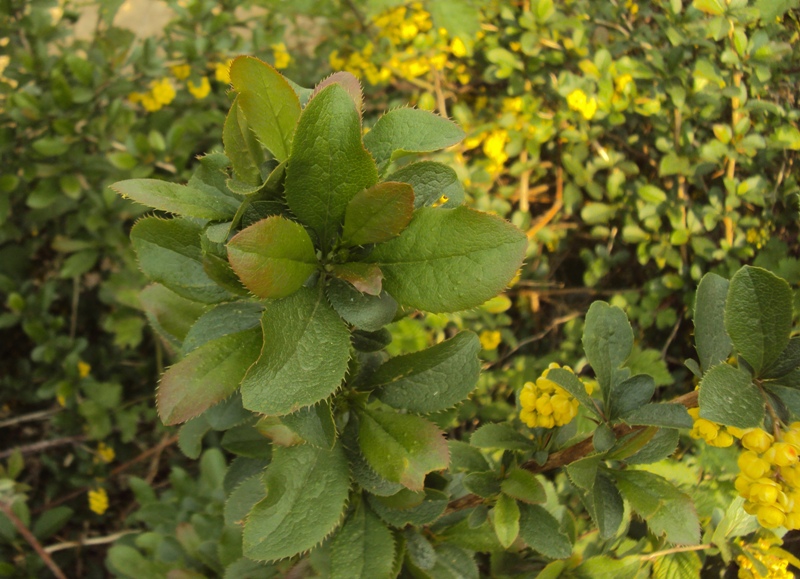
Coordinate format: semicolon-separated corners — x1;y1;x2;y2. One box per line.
341;182;414;246
625;428;680;465
330;263;383;296
464;472;501;497
372;331;481;413
612;469;700;545
694;272;732;372
609;374;655;419
368;488;449;527
230;56;301;162
565;455;600;492
330;502;395;579
178;416;211;459
227;216;317;300
139;284;208;347
358;408;449;491
131;218;232;303
428;0;481;38
181;302;263;355
518;504;572;559
280;400;337;449
352;328;393;353
223;96;265;186
243;443;350;562
430;544;479;579
501;468;546;504
493;494;520;549
326;277;398;332
113;179;238;220
311;72;363;113
405;528;437;570
546;368;601;418
725;266;793;375
582;301;634;393
470;423;532;451
363;108;465;173
593;423;616;452
367;207;526;313
157;326;262;425
652;551;702;579
762;337;800;380
623;403;693;429
32;507;73;540
574;555;641;579
698;364;764;428
693;0;726;15
241;287;350;416
224;474;266;526
587;474;624;540
386;161;465;208
284;84;378;250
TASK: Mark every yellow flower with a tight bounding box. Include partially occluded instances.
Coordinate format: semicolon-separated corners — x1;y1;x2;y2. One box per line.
78;361;91;379
271;43;291;70
214;59;233;84
479;330;502;351
519;363;591;428
170;64;191;80
483;129;509;167
88;488;109;515
150;78;176;106
96;443;115;463
450;37;467;57
187;76;211;100
566;89;598;120
614;74;633;93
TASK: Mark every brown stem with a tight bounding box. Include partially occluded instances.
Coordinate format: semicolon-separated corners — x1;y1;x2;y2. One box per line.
518;150;530;213
526;165;563;240
0;435;87;460
0;501;67;579
640;543;712;561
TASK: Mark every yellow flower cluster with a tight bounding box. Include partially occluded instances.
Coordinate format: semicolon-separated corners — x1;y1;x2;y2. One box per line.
187;76;211;99
329;3;471;86
519;364;593;429
735;424;800;530
688;408;736;447
271;43;291;70
128;77;176;112
567;89;598;120
88;487;109;515
737;538;794;579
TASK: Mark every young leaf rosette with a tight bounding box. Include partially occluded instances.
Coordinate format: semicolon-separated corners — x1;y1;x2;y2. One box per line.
113;57;526;565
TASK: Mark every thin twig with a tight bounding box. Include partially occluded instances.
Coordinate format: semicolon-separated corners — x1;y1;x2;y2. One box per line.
660;314;682;360
44;530;139;554
0;501;67;579
527;165;563;240
640;543;712;561
486;312;582;370
69;276;80;341
518;150;530;213
0;408;61;429
0;435;87;460
432;68;448;117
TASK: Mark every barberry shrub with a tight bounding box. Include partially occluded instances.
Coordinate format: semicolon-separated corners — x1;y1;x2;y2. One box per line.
113;57;800;576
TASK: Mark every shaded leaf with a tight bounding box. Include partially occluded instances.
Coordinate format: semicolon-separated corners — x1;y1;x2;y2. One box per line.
330;501;395;579
113;179;238;220
518;504;572;559
157;327;262;425
693;272;732;372
698;364;764;428
243;443;350;561
241;287;350;416
387;161;465;208
358;408;449;491
326;277;397;331
341;182;414;246
372;331;481;413
330;262;383;296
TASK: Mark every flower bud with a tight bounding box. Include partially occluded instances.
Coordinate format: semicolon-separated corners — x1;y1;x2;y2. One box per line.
764;442;799;467
708;430;734;448
741;428;773;454
756;504;786;528
749;479;780;505
738;451;771;480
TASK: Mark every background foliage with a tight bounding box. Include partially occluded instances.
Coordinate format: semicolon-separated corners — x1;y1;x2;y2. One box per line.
1;0;799;577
